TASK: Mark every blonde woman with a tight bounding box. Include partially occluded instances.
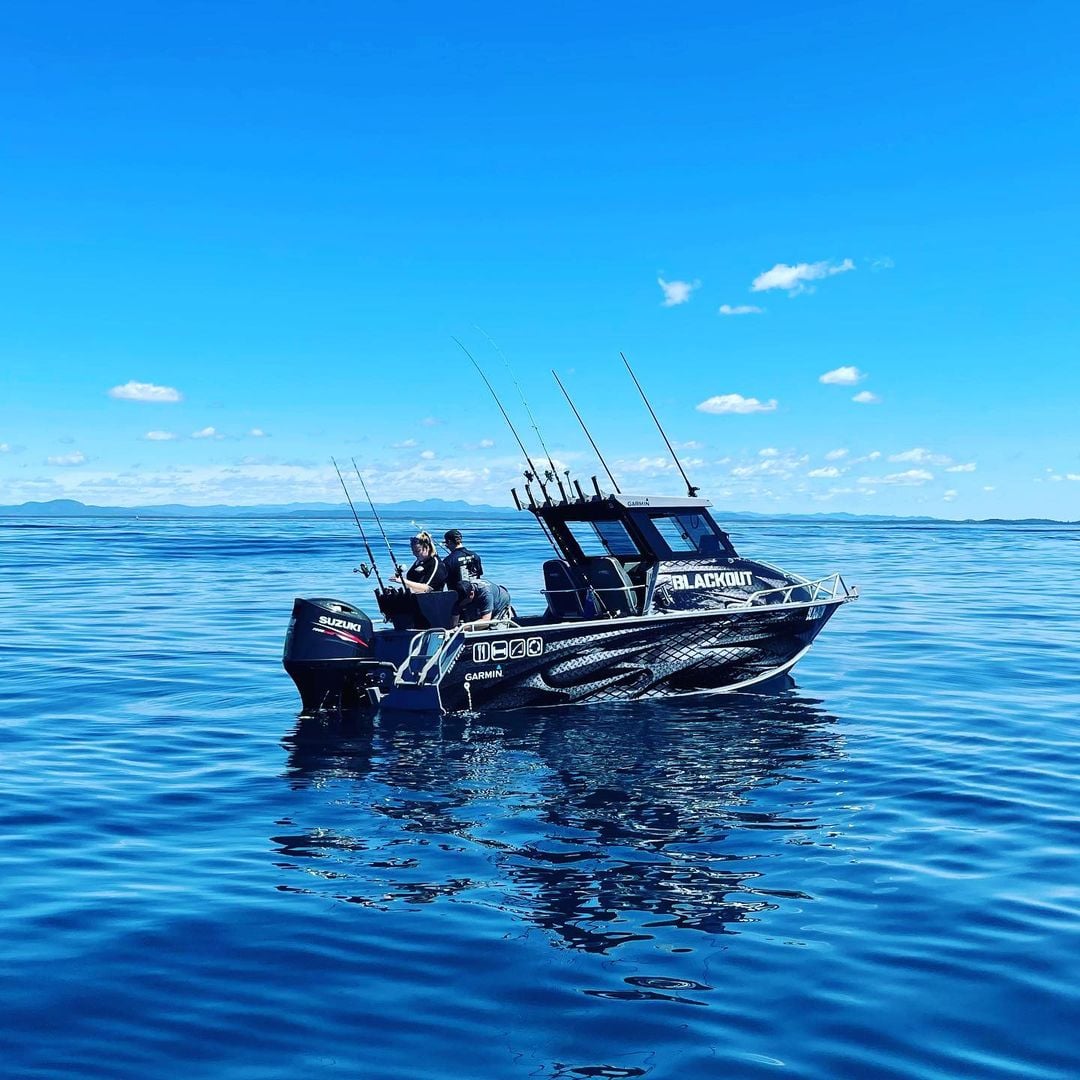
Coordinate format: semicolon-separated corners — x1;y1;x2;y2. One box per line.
392;531;447;593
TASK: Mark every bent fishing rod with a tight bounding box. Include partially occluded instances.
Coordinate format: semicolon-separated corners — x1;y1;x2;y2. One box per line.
331;457;386;590
552;370;621;495
620;351;699;498
475;325;569;503
351;458;407;584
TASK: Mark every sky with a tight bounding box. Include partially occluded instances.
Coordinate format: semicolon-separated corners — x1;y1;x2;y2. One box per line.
1;1;1078;518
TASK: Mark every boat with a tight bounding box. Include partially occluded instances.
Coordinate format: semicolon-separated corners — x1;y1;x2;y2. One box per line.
283;482;858;715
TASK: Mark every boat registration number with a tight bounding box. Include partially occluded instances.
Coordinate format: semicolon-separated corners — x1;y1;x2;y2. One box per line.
473;637;544;663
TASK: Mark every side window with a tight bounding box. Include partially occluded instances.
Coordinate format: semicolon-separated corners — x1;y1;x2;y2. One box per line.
563;519;640;558
649;513;728;556
651;515;697;554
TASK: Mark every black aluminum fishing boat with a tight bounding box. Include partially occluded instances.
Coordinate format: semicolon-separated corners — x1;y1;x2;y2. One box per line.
284;353;857;715
283;485;857;715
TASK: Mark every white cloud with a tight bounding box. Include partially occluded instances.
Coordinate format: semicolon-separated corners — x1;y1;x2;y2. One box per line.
392;438;418;449
943;489;958;501
946;462;976;473
0;443;10;453
808;466;842;478
758;448;779;458
889;448;950;465
697;394;778;415
871;256;896;271
819;366;865;386
859;468;933;486
479;438;495;448
825;448;849;461
47;451;86;466
658;276;699;306
983;486;995;492
420;450;436;460
248;429;266;438
191;427;223;440
108;381;182;403
144;431;177;441
1068;474;1080;482
852;390;881;404
751;258;855;295
718;303;764;316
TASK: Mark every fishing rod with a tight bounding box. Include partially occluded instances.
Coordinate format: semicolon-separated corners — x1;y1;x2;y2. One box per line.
552;370;621;495
350;458;407;584
452;337;563;558
452;337;553;505
620;351;699;498
331;457;386;590
475;325;569;503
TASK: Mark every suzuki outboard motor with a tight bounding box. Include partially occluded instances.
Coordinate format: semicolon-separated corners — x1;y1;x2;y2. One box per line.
283;597;375;713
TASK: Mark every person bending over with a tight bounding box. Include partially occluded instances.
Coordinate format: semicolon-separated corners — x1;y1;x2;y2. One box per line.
456;578;513;629
393;531;446;593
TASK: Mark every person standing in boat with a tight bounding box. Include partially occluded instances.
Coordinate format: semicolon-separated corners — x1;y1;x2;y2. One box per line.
441;528;484;592
456;577;513;629
392;531;447;593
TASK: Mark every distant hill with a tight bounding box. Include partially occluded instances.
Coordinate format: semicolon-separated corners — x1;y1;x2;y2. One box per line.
0;498;513;519
0;498;1075;525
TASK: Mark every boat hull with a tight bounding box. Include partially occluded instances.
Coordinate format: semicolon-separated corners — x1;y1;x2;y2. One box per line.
284;598;846;715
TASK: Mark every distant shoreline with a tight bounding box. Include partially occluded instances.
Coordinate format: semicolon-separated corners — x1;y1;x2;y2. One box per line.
0;499;1074;526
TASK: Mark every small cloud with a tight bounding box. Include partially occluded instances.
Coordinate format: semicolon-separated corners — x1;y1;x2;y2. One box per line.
943;489;958;501
697;394;778;415
946;462;976;473
392;438;418;449
858;468;933;486
870;256;896;271
751;258;855;295
759;448;780;458
825;448;849;461
0;443;10;453
890;448;950;465
852;390;881;404
191;427;223;439
820;366;865;386
47;451;86;466
421;417;441;428
248;428;267;438
479;438;495;448
718;303;764;316
1067;474;1080;482
658;276;699;307
420;450;436;460
144;431;177;441
808;466;842;478
983;486;995;492
108;380;182;403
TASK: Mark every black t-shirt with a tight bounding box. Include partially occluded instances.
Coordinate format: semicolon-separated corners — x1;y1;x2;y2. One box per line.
442;546;483;591
405;555;446;590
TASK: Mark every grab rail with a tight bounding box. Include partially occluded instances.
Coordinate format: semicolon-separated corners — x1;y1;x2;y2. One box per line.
395;626;466;687
739;573;857;607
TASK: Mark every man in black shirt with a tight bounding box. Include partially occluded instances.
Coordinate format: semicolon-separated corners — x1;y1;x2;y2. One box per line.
441;529;484;592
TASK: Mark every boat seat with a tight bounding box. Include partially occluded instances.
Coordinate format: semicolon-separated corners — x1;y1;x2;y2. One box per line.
542;559;588;619
581;556;638;617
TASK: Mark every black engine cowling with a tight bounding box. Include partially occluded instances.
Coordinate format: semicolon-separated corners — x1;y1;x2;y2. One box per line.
283;597;376;713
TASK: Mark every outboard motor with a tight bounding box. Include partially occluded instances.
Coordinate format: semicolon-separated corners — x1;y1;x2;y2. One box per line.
283;597;375;713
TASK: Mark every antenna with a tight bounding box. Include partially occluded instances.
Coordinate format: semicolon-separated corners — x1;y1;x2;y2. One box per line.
552;370;621;494
476;326;568;503
620;352;698;498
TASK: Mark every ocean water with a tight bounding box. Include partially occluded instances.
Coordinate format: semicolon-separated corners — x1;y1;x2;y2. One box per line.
1;514;1077;1079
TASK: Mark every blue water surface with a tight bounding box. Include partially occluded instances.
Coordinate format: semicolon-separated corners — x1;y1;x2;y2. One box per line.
1;515;1077;1079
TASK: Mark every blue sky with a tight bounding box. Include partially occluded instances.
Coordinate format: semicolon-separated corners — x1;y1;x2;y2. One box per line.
2;1;1078;517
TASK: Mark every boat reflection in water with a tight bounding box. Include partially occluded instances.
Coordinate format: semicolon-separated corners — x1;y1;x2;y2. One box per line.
274;681;844;952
